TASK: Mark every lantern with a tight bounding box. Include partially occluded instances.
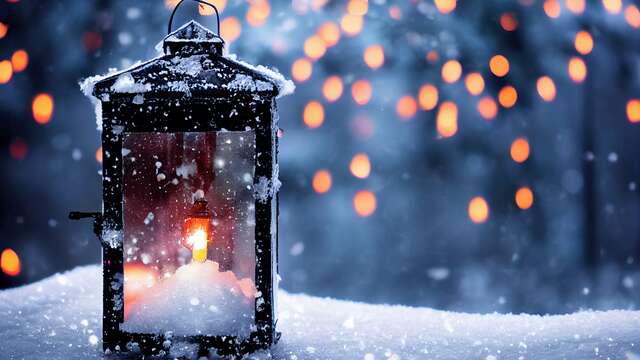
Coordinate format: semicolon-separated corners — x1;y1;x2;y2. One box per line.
70;1;293;356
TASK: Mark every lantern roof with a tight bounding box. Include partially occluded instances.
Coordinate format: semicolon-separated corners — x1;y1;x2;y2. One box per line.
81;21;294;101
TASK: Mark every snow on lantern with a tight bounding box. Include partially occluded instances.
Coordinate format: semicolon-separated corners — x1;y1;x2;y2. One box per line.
70;1;293;357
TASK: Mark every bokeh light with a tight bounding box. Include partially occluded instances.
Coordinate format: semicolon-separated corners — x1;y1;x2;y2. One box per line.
477;96;498;120
351;79;372;105
312;170;332;194
515;187;534;210
437;101;458;138
32;93;54;124
568;57;587;83
341;14;363;36
465;72;485;96
566;0;585;14
602;0;622;14
418;84;439;111
291;58;312;83
498;85;518;108
500;13;518;31
544;0;561;18
468;196;489;224
396;95;418;120
303;101;324;129
625;5;640;28
1;248;21;277
317;21;341;47
322;76;343;102
9;138;28;160
350;153;371;179
220;17;241;44
11;49;28;73
353;190;377;217
627;99;640;123
511;137;530;163
246;0;271;27
96;146;103;163
489;55;509;77
347;0;368;16
304;35;326;60
441;59;462;83
536;76;556;102
363;45;384;70
575;31;593;55
434;0;457;14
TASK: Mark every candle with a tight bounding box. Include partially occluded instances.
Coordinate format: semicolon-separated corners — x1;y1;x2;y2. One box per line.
188;229;208;262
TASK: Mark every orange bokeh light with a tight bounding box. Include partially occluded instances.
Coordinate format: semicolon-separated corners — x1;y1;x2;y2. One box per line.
498;85;518;108
11;49;28;73
396;95;418;120
0;60;12;84
246;0;271;27
419;84;439;111
220;17;241;44
477;96;498;120
426;50;439;63
0;22;7;39
353;190;377;217
351;79;372;105
123;263;158;320
347;0;368;16
500;13;518;31
510;137;530;163
441;60;462;84
350;153;371;179
312;170;332;194
389;5;402;20
489;55;509;77
434;0;457;14
544;0;561;18
341;14;364;37
625;5;640;28
96;146;103;163
303;101;324;129
566;0;585;14
465;72;485;96
364;45;385;70
291;58;312;83
198;0;227;14
322;76;343;102
317;21;341;47
602;0;622;14
536;76;556;102
515;187;534;210
1;248;20;276
468;196;489;224
437;101;458;138
627;99;640;123
32;93;54;124
568;57;587;83
304;35;326;60
575;31;593;55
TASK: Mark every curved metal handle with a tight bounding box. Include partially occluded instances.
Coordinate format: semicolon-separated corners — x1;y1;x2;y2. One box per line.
168;0;221;36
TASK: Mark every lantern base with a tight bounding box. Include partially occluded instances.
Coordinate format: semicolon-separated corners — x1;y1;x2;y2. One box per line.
107;330;280;358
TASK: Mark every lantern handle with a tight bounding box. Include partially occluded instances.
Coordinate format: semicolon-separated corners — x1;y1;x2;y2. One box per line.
167;0;221;37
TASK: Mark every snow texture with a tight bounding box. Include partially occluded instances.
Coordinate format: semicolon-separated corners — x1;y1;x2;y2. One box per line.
226;74;274;93
2;265;639;359
122;260;256;338
225;54;295;99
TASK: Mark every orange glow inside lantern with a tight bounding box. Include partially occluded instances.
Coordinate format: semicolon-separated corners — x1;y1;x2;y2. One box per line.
182;199;212;262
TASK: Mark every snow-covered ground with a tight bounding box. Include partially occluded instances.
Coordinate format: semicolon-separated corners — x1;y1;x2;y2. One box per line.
1;265;639;359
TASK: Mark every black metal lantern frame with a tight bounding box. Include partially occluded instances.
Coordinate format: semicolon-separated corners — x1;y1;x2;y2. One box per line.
71;2;292;357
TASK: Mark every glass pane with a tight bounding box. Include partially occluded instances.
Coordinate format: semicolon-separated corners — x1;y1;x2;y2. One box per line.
120;131;256;338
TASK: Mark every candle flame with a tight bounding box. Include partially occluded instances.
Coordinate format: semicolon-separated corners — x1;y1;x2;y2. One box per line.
188;229;208;250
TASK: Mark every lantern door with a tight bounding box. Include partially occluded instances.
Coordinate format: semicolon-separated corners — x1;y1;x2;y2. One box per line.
118;130;258;339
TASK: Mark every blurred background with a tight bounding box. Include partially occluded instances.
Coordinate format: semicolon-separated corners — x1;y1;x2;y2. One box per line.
0;0;639;315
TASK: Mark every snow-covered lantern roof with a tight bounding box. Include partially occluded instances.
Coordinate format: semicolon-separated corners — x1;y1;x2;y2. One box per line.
72;1;292;357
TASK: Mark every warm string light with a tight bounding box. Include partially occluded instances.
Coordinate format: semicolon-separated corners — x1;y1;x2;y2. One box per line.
317;21;341;47
419;84;439;111
625;5;640;28
477;96;498;120
511;137;530;163
350;153;371;179
322;76;344;102
627;99;640;123
312;170;332;193
291;58;312;83
468;196;489;224
515;187;534;210
544;0;561;18
0;22;8;39
574;31;593;55
303;101;324;128
347;0;368;16
566;0;585;14
489;55;509;77
536;76;556;102
220;17;241;44
602;0;622;14
1;248;20;277
434;0;457;14
441;59;462;83
11;50;28;73
436;101;458;138
0;60;12;84
351;79;372;105
304;35;327;60
396;95;417;120
465;72;485;96
246;0;271;27
500;13;518;31
341;14;364;36
568;57;587;83
498;86;518;108
32;93;54;124
363;45;385;70
353;190;377;217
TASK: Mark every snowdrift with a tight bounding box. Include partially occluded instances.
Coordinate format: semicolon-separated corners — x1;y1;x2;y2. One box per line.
1;265;639;359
